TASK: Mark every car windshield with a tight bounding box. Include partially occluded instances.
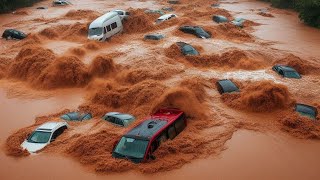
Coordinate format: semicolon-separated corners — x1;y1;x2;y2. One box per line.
89;27;103;36
27;131;52;143
296;105;317;119
284;71;300;78
114;137;149;159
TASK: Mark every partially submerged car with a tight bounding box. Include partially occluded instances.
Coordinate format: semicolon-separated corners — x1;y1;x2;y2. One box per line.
179;25;211;39
60;112;92;121
272;65;301;79
162;7;174;12
144;34;165;40
112;108;186;163
176;42;199;56
216;79;240;94
36;7;48;10
156;14;177;24
212;15;228;23
88;11;123;41
21;122;68;153
168;0;180;4
145;9;165;15
2;29;27;40
52;0;71;6
103;112;135;127
295;104;318;120
112;10;130;20
231;17;245;28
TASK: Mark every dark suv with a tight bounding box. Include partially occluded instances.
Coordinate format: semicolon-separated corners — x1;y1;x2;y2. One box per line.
179;26;211;39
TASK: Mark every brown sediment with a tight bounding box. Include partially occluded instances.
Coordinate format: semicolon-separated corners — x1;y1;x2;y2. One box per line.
89;55;115;78
123;9;158;34
221;81;294;112
205;23;254;42
5;127;31;157
274;54;320;75
84;41;102;50
0;57;12;79
280;111;320;139
13;10;29;15
70;47;86;57
64;9;100;21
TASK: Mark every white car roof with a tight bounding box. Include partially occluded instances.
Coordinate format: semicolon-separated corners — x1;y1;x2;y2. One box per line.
158;14;176;20
36;122;67;132
89;12;119;29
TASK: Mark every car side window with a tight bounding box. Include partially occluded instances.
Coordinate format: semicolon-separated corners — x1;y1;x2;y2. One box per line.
279;70;284;76
106;25;111;32
168;125;177;140
51;126;66;141
114;118;124;126
111;22;117;29
117;11;124;15
104;27;107;34
175;114;186;134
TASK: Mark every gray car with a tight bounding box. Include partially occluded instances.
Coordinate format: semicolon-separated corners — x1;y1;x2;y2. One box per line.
103;112;135;127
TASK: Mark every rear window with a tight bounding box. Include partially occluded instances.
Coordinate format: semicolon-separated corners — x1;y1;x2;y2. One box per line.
295;104;317;119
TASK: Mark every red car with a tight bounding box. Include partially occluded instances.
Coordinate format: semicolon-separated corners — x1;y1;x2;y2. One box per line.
112;108;187;163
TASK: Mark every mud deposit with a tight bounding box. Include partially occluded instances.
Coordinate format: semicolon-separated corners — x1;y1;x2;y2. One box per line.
1;0;320;179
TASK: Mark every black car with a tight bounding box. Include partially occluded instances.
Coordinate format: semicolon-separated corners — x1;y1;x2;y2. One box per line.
216;79;240;94
272;65;301;79
144;34;165;40
176;42;199;56
179;26;211;39
2;29;27;40
295;104;318;120
212;15;228;23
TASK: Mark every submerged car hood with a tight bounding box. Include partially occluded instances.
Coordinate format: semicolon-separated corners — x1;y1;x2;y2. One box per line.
21;140;48;153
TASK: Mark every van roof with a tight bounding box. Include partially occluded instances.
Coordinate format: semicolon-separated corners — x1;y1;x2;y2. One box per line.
124;108;183;140
89;12;119;29
158;14;175;20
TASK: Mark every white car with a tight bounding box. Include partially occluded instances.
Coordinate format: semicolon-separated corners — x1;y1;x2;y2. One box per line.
112;10;130;20
156;14;177;24
21;122;68;153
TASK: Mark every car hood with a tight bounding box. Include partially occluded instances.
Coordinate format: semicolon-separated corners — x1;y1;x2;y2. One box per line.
21;140;48;153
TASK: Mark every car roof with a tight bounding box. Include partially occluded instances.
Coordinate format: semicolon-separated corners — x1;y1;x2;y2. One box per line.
105;112;134;120
217;79;239;93
125;108;183;140
158;14;176;20
276;65;297;72
36;122;67;132
89;12;119;28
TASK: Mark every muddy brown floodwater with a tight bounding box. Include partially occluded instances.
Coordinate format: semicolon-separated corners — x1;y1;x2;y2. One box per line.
1;0;320;179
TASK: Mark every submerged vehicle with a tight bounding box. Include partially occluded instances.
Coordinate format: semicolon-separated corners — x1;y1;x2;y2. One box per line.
103;112;135;127
156;14;177;24
176;42;199;56
21;122;68;153
179;25;211;39
295;104;318;120
162;7;174;12
52;0;71;6
144;34;165;40
112;10;130;20
145;9;165;15
272;65;301;79
112;108;187;163
212;15;228;23
2;29;27;40
60;112;92;121
88;12;123;41
231;17;245;28
216;79;240;94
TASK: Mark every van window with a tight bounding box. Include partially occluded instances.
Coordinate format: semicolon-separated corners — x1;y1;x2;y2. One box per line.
125;12;130;15
104;27;106;34
106;25;111;32
111;22;117;29
117;11;124;15
175;115;186;134
168;125;176;140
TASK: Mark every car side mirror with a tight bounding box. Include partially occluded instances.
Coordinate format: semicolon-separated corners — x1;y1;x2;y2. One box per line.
150;154;156;160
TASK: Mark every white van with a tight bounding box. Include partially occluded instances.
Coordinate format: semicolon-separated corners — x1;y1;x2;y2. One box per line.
88;12;123;41
112;10;130;20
